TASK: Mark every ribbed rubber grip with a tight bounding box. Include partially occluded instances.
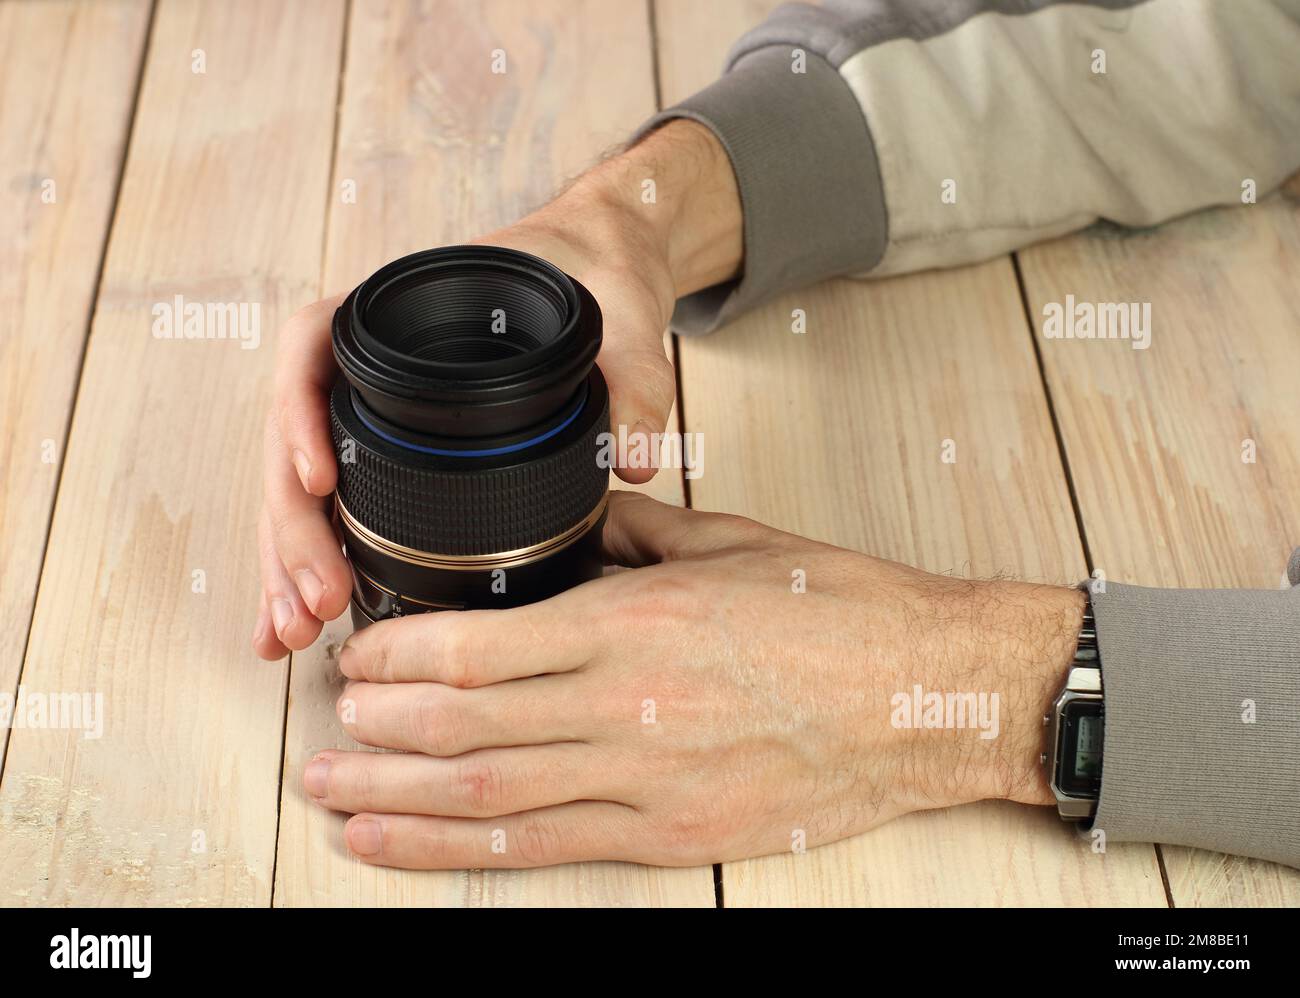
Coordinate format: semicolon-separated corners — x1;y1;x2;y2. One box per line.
330;380;608;556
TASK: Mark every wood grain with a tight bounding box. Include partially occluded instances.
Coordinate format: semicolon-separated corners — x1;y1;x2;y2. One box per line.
1020;174;1300;906
0;0;344;905
272;0;711;907
656;0;1168;905
0;0;150;770
6;0;1284;909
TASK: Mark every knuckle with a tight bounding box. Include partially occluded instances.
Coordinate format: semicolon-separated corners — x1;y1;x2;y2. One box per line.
330;759;376;809
256;506;276;557
513;817;562;865
658;807;720;862
411;690;465;756
626;351;675;410
432;622;482;688
274;401;300;447
265;499;295;541
359;631;392;683
452;758;505;815
278;384;317;433
408;818;451;859
633;345;673;379
619;571;697;624
272;372;307;428
710;511;765;543
273;382;293;421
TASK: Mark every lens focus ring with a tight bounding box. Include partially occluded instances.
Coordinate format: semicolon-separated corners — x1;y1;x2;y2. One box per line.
329;374;609;557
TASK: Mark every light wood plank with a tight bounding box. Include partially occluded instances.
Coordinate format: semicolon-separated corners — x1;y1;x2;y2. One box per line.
0;0;150;769
1020;174;1300;906
272;0;711;907
657;0;1167;906
0;0;345;906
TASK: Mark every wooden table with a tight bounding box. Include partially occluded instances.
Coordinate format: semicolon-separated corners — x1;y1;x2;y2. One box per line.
2;0;1297;907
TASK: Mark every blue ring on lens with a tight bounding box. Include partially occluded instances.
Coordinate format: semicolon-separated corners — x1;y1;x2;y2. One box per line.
354;386;588;458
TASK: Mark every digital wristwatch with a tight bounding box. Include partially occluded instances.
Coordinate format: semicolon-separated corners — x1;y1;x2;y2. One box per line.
1042;588;1103;822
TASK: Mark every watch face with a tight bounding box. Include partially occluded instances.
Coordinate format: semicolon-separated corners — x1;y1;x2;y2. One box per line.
1057;698;1104;798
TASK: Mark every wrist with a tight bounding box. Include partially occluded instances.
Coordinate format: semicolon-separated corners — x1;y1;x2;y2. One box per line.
971;581;1086;808
484;184;678;331
569;118;743;299
914;579;1085;811
491;119;742;334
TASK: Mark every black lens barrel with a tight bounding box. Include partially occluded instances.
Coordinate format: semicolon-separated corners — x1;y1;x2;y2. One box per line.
328;371;608;556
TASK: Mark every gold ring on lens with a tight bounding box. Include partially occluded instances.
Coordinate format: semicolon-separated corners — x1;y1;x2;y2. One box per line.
336;493;608;572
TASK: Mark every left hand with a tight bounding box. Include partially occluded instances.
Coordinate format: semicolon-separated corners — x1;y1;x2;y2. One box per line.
306;492;1080;868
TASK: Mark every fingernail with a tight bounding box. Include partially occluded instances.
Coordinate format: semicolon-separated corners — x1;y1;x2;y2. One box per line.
349;819;382;856
303;757;330;799
270;598;293;638
295;569;325;615
292;449;313;492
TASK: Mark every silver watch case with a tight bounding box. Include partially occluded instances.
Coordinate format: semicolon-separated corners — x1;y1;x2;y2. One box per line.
1043;666;1103;821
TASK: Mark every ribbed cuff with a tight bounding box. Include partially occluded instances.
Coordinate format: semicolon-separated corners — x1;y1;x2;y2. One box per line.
1090;572;1300;867
634;46;886;335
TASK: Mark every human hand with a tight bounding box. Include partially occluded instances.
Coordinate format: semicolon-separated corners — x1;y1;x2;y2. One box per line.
252;120;742;659
304;491;1083;868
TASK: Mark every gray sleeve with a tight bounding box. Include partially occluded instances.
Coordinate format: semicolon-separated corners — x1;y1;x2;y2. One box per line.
1090;559;1300;868
633;46;885;335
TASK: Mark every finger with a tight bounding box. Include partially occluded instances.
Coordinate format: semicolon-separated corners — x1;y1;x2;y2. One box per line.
257;507;323;653
598;337;675;485
251;589;289;661
263;413;352;621
339;597;597;686
274;293;346;497
343;801;639;869
337;677;592;756
305;743;613;818
601;490;761;567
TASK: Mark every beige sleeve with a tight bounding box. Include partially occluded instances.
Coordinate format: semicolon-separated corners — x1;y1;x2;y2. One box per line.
845;0;1300;276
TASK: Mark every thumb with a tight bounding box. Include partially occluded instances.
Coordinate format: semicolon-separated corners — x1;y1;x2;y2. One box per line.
602;491;759;567
598;338;676;485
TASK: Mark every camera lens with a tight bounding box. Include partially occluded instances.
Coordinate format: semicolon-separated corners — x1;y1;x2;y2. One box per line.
329;246;609;627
